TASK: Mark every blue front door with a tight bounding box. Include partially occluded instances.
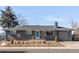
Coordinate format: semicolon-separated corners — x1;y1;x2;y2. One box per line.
35;31;40;39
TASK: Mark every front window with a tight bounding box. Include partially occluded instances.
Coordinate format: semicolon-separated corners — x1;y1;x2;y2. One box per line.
46;31;51;36
28;31;32;35
10;30;16;35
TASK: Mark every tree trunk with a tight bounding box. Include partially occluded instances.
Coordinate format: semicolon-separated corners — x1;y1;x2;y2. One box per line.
5;31;7;41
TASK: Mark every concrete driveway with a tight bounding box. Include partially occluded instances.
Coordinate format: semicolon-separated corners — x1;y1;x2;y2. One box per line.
59;41;79;47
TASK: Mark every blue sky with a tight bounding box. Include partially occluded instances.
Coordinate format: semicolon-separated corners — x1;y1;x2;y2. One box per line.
0;6;79;32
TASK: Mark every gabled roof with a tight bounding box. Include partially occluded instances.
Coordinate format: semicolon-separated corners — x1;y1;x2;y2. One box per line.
5;25;72;31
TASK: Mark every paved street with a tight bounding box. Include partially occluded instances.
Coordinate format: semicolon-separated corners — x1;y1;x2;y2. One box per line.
0;47;79;53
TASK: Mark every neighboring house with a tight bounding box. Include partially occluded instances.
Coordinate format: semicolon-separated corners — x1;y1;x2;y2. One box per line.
72;28;79;41
5;22;72;41
0;33;6;41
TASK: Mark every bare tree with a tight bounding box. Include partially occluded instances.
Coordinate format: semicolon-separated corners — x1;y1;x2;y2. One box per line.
70;18;78;29
17;15;28;26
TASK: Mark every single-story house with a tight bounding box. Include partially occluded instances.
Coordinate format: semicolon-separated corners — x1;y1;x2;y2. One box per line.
5;22;72;41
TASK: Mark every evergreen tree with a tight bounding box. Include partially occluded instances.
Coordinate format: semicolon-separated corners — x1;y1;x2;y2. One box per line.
0;6;19;41
0;6;19;29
